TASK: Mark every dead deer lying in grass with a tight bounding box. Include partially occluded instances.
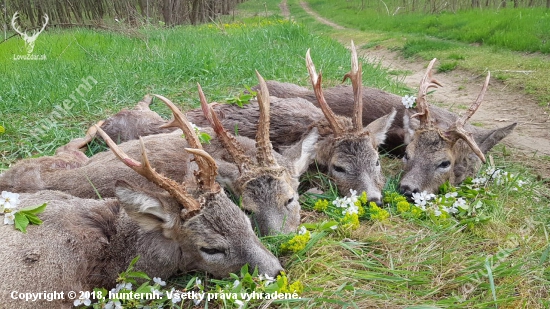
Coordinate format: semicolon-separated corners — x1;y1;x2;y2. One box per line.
0;132;282;309
186;44;396;205
0;82;316;235
398;59;517;196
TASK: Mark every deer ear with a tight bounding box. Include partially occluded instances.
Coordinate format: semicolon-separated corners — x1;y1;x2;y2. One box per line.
474;123;517;153
115;180;179;238
281;127;319;177
403;110;420;145
363;109;397;148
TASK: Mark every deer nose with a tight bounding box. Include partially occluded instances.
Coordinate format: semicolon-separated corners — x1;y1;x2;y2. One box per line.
368;198;384;207
399;185;418;200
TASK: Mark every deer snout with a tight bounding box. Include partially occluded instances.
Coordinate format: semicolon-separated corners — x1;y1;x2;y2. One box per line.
369;198;383;207
399;184;419;200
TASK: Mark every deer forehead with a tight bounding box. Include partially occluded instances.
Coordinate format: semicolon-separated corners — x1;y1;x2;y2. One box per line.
332;137;379;158
409;130;453;156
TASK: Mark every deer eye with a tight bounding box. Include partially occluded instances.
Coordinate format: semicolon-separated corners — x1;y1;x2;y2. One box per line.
200;247;226;255
438;161;451;169
285;197;295;206
332;165;346;173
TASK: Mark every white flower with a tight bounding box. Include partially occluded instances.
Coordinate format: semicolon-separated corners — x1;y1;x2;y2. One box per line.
170;288;182;304
412;191;436;208
105;300;122;309
4;211;16;225
234;299;245;309
434;209;442;217
401;95;417;109
193;298;202;306
195;278;202;286
332;198;346;208
298;226;307;235
330;224;338;230
113;282;132;293
517;180;527;187
472;177;487;185
0;191;20;213
344;204;359;215
153;277;166;286
444;192;458;198
233;279;240;288
73;294;91;307
259;273;276;285
189;122;200;131
453;198;467;210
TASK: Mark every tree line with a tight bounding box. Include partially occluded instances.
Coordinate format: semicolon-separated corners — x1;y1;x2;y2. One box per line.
2;0;245;29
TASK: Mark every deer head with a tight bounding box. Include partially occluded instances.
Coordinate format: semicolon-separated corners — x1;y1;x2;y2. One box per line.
95;120;283;278
306;42;396;205
11;12;49;54
399;59;517;196
190;71;318;236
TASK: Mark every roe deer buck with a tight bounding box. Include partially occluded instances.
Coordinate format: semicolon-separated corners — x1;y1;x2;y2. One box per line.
193;71;319;235
398;59;517;196
0;87;316;235
186;43;396;205
0;131;282;309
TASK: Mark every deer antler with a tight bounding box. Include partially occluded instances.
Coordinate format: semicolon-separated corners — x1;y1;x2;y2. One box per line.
154;94;219;190
155;94;202;150
10;12;25;37
306;49;345;136
197;83;252;173
445;72;490;163
37;14;49;36
411;58;442;127
342;41;363;132
255;70;279;168
94;125;202;215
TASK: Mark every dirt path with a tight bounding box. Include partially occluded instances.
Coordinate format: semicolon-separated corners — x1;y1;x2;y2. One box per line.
279;0;290;18
295;1;550;177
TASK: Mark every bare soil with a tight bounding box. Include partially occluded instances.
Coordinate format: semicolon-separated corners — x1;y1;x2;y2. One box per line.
286;1;550;179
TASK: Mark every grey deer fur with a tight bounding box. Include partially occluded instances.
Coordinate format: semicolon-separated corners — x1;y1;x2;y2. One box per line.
0;86;317;236
187;44;397;204
398;59;517;195
0;136;282;308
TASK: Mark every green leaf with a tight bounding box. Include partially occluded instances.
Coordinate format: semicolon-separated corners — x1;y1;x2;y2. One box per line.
24;213;43;225
19;203;47;215
0;125;4;134
14;212;30;233
127;271;151;280
135;282;152;294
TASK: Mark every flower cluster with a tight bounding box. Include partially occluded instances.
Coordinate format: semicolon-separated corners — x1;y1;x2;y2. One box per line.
479;166;528;190
401;95;417;109
332;189;364;216
369;202;390;221
1;191;20;225
280;230;311;253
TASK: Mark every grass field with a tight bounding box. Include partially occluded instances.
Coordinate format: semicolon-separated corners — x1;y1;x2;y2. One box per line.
1;2;549;309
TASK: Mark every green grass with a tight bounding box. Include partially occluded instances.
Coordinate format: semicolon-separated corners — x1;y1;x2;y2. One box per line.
0;19;402;170
304;1;550;54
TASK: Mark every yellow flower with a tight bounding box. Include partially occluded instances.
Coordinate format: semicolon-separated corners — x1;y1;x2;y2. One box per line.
280;231;310;253
276;273;304;294
369;202;390;221
359;191;368;204
339;213;360;230
313;199;329;212
396;200;411;213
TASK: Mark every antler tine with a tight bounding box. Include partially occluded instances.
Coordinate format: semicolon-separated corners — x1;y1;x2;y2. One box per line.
444;72;491;164
255;70;279;168
11;12;24;36
459;72;490;126
39;14;49;33
184;148;221;193
306;49;345;136
197;83;252;172
411;58;442;127
94;125;201;213
342;40;363;132
155;94;202;150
